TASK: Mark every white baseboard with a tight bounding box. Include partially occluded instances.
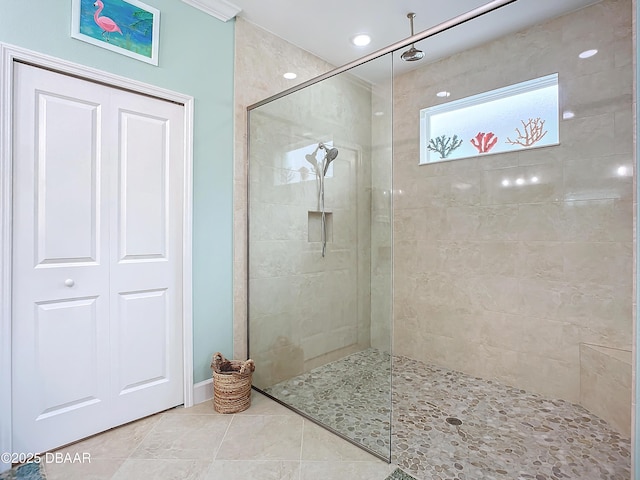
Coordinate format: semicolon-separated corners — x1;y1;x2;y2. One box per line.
193;378;213;405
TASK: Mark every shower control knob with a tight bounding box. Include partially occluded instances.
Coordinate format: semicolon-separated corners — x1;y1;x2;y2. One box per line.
64;278;75;287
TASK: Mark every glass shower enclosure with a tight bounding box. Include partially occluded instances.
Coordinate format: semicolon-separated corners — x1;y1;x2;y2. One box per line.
246;0;634;476
247;54;393;459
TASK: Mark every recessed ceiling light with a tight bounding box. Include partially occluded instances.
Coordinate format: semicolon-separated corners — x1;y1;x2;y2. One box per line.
531;176;539;183
436;91;451;98
351;34;371;47
617;166;629;176
516;178;525;186
563;110;575;120
502;179;510;187
283;72;297;80
579;49;598;59
373;111;384;116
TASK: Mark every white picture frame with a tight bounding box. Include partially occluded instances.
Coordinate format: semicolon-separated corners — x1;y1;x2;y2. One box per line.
71;0;160;66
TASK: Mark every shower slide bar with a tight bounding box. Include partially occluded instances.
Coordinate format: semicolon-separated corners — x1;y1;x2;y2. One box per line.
246;0;518;111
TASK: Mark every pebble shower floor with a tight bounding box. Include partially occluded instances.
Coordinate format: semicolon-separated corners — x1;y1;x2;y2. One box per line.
265;349;630;480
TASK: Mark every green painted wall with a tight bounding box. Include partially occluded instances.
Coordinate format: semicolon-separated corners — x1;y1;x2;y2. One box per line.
0;0;235;384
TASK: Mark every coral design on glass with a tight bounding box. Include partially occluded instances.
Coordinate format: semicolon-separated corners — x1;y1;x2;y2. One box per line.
419;74;559;164
506;117;548;147
470;132;498;153
427;134;463;159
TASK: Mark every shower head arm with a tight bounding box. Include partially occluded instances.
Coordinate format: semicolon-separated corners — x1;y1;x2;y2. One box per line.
401;12;425;62
408;12;417;46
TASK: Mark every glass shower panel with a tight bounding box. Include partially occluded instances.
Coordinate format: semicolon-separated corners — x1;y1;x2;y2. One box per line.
248;53;393;460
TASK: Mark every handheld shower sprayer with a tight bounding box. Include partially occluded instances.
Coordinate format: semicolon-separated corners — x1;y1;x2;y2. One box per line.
314;142;339;257
304;145;320;170
318;143;339;175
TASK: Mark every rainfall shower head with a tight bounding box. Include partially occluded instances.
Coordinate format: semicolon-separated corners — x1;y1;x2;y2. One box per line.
401;13;425;62
401;45;425;62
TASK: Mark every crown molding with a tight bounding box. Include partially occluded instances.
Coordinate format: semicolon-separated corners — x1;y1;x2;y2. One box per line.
182;0;241;22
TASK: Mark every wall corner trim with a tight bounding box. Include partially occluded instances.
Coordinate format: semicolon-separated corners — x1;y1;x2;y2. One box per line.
181;0;241;22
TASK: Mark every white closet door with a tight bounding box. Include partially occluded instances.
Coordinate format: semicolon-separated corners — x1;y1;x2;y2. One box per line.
12;63;184;454
107;88;184;425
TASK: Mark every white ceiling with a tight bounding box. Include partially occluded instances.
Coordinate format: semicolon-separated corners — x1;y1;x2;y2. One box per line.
227;0;600;83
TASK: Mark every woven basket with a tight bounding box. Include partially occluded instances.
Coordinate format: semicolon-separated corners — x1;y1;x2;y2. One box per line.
210;352;255;414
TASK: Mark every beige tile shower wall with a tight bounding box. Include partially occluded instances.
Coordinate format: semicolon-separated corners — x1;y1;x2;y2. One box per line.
248;78;374;387
371;81;394;351
579;344;631;437
235;19;375;387
233;18;336;360
393;0;633;407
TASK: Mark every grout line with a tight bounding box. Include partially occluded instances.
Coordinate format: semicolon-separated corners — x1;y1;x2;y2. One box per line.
103;412;165;479
212;413;235;462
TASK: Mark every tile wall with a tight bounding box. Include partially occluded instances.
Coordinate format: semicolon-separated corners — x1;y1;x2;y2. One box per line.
393;0;633;433
234;0;634;435
237;20;386;386
233;18;335;361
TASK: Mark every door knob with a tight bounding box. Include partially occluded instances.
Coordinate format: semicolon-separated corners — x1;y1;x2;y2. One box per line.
64;279;75;287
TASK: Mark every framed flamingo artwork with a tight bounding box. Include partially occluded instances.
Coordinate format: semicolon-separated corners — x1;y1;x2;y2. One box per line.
71;0;160;65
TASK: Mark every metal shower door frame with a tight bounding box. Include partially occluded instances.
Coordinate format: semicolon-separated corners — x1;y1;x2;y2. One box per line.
246;0;518;111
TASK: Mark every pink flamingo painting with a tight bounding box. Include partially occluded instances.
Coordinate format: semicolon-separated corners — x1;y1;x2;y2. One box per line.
93;0;122;42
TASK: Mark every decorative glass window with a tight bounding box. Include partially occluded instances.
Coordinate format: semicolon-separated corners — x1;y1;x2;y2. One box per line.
420;73;559;164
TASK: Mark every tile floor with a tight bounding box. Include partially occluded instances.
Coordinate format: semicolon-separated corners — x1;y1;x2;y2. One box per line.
266;349;631;480
264;348;391;457
43;391;395;480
